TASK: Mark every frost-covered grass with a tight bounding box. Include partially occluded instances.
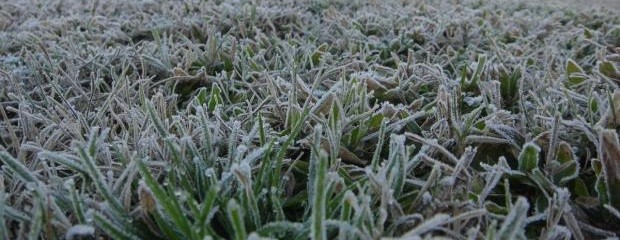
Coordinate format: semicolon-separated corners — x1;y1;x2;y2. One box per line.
1;0;620;239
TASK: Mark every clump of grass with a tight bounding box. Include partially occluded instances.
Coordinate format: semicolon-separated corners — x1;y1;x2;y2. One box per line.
1;0;620;239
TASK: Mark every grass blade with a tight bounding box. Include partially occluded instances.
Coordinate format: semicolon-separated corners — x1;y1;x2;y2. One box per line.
227;199;247;240
310;125;329;240
0;151;37;183
136;159;195;239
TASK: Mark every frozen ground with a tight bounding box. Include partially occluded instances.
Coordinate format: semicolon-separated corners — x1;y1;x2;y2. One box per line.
1;0;619;239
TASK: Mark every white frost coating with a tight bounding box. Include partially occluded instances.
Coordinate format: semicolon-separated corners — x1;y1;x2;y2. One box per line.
463;96;483;106
65;225;95;240
402;214;451;238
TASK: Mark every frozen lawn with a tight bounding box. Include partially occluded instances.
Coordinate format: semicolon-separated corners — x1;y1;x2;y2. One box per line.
1;0;619;239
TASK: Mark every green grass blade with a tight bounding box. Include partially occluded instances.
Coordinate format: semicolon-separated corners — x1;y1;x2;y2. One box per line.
65;179;87;224
227;199;248;240
0;175;9;240
136;159;195;239
0;151;37;183
310;126;329;240
497;197;530;240
93;212;140;240
76;146;124;213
